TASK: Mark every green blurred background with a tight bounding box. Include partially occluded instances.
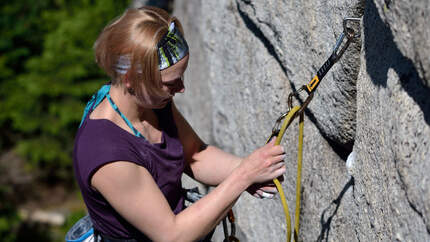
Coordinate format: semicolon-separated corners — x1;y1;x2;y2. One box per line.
0;0;133;241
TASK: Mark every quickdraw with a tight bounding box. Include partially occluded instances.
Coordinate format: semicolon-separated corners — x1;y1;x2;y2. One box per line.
269;17;361;242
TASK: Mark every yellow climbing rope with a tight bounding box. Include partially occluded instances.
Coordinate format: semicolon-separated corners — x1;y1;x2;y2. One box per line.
269;106;304;242
294;113;304;242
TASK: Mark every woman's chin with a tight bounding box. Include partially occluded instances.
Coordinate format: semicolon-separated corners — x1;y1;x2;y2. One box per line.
145;99;172;109
156;100;170;108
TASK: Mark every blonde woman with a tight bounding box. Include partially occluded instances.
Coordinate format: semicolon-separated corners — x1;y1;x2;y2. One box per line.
73;6;285;242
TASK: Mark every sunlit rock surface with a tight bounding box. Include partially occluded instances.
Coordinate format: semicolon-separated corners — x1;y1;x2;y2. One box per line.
139;0;430;241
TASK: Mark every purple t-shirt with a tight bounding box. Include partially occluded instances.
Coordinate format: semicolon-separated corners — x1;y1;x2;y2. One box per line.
73;101;186;240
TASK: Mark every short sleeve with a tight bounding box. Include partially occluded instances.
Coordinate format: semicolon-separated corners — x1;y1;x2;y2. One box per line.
74;119;152;190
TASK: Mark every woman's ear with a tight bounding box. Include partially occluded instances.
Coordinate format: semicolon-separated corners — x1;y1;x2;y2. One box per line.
122;72;131;88
121;72;135;95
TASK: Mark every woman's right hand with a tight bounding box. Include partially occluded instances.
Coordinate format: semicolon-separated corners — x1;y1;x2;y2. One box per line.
237;138;286;185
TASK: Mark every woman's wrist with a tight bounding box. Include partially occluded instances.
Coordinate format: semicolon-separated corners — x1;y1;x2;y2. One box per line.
230;160;253;190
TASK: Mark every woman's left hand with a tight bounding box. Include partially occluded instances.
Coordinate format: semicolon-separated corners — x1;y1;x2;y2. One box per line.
246;177;283;199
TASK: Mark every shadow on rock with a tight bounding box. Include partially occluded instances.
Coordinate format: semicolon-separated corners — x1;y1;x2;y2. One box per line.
364;0;430;125
317;177;354;242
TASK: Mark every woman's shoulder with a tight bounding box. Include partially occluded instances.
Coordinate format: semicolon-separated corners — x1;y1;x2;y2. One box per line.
74;118;153;181
79;117;120;140
75;118;135;159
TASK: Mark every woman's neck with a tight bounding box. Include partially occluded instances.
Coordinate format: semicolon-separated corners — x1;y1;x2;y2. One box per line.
103;84;162;143
109;84;158;127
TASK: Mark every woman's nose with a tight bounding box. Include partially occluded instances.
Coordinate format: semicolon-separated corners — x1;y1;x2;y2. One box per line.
177;85;185;93
175;79;185;93
169;83;185;95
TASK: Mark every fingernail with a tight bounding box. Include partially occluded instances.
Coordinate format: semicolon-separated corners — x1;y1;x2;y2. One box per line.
269;188;278;193
262;192;275;199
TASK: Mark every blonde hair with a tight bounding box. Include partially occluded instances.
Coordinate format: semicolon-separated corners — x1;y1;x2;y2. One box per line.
94;6;185;99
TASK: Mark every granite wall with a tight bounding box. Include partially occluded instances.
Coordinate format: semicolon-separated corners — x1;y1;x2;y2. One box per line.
171;0;430;241
132;0;430;240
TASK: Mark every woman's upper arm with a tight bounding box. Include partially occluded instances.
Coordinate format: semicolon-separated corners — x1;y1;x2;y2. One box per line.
91;161;177;241
170;102;241;184
171;102;206;163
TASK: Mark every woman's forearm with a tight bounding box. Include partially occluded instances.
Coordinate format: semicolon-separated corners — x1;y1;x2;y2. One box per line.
188;145;243;186
173;166;248;241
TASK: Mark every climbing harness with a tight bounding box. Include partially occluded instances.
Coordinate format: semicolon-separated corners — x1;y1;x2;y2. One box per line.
269;17;361;242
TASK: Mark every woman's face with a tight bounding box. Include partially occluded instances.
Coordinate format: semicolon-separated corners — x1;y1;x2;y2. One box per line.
160;54;189;99
135;54;189;109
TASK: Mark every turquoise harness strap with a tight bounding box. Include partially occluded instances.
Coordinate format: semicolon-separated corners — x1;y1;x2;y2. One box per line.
105;93;144;138
79;84;111;127
79;84;145;139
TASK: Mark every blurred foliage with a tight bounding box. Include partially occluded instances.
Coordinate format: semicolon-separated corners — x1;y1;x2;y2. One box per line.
0;1;129;241
0;187;21;242
0;0;130;181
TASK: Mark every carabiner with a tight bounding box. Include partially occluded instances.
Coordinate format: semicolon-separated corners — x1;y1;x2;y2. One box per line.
269;86;309;141
333;17;361;62
343;17;361;38
270;111;289;139
286;86;314;115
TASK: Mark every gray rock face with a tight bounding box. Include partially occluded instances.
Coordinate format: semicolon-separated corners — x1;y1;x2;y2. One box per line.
174;0;362;241
159;0;430;241
351;1;430;240
374;0;430;88
235;0;364;152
